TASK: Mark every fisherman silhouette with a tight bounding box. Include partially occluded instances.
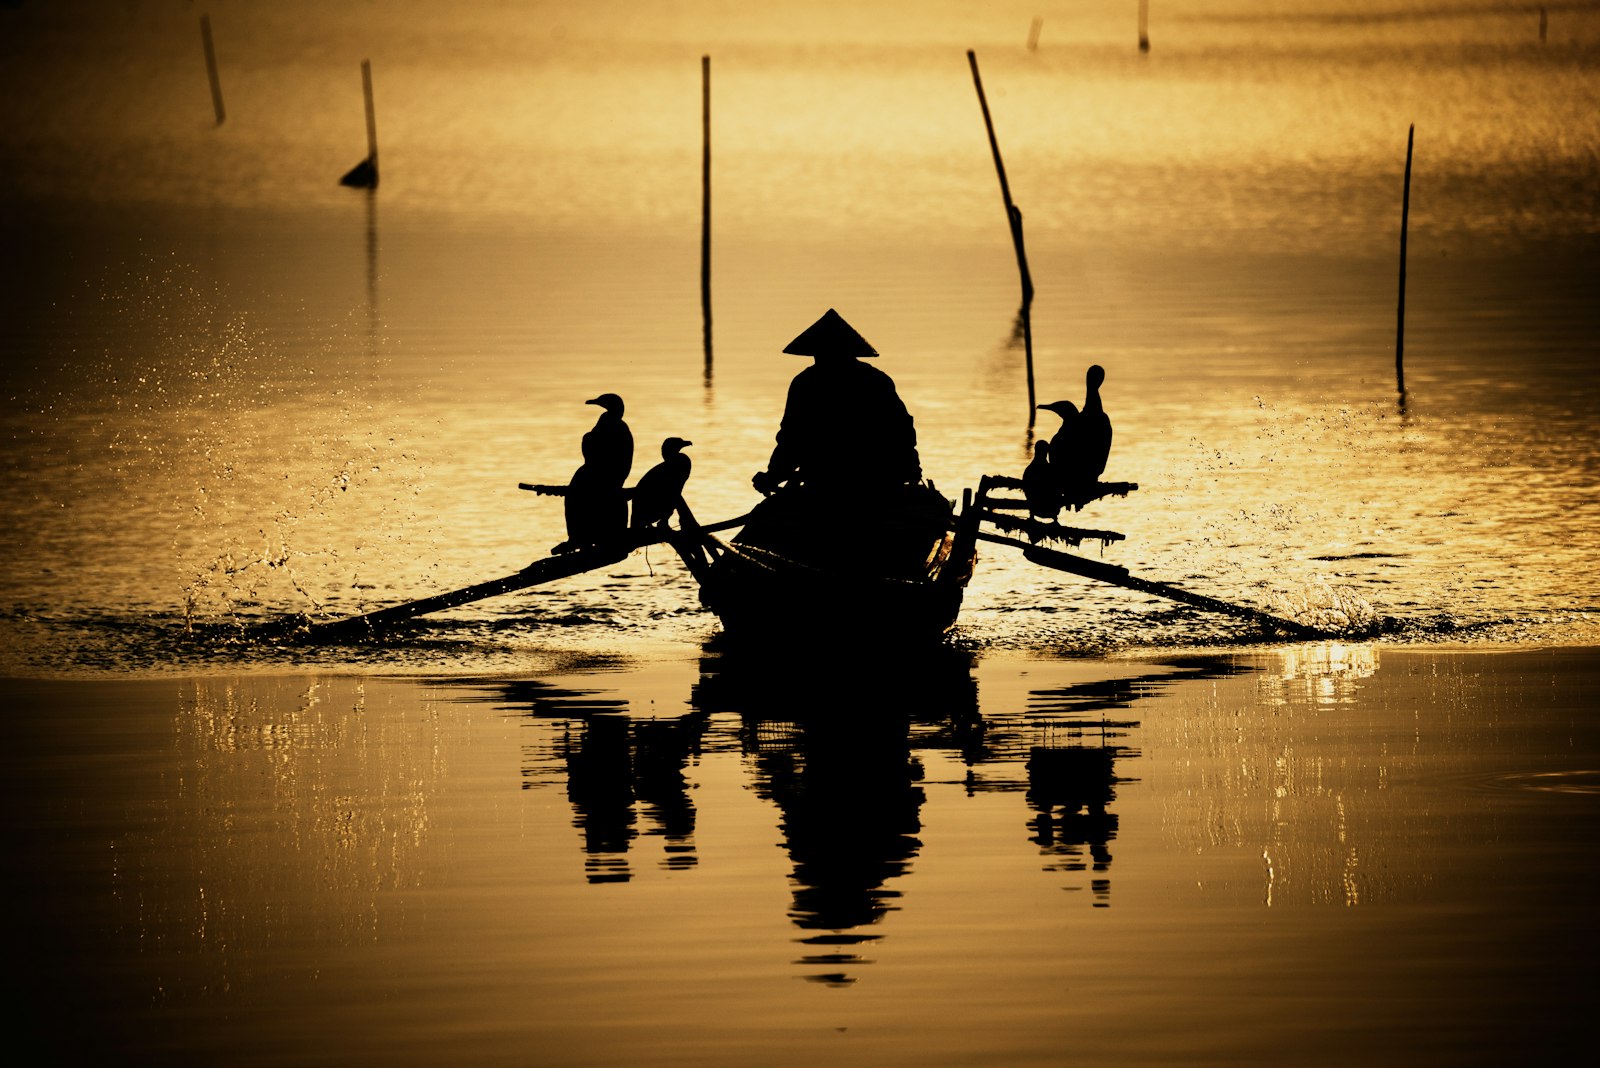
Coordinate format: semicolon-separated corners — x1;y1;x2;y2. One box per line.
554;393;633;554
751;309;921;497
629;437;692;531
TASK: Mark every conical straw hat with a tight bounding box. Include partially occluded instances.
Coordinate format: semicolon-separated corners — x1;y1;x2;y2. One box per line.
782;308;879;358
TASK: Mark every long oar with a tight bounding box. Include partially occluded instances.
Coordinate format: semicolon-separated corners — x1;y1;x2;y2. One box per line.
258;511;750;642
981;532;1328;639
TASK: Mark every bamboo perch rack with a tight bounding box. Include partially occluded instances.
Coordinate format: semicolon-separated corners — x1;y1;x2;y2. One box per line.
1012;541;1329;639
259;509;748;642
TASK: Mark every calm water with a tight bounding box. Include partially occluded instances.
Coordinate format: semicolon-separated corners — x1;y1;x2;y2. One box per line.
8;646;1598;1064
2;3;1598;1063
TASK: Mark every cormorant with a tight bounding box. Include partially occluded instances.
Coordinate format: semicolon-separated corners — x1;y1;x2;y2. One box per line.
1035;399;1079;512
1021;440;1058;522
580;393;633;486
555;394;633;553
630;437;692;531
1076;364;1112;484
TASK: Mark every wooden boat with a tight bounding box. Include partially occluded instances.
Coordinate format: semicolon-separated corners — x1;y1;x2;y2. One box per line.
694;481;979;645
282;471;1326;645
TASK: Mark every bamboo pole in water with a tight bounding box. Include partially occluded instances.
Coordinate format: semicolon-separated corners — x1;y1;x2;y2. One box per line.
967;50;1036;421
1395;123;1413;401
1139;0;1151;53
362;59;378;167
200;14;225;124
340;60;379;187
701;55;713;380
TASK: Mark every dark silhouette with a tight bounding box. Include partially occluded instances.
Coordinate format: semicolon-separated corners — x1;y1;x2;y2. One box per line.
554;394;633;554
1021;439;1057;521
751;309;921;496
629;437;692;531
1034;398;1079;514
1076;364;1113;482
1036;365;1112;509
1027;745;1120;907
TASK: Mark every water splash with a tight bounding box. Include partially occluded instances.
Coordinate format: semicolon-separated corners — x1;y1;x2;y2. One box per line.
1268;581;1383;636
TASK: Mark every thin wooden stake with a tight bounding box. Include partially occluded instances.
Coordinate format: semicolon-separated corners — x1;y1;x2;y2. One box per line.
1396;123;1413;401
967;51;1033;304
200;14;225;125
340;60;379;187
1028;17;1043;51
701;55;713;382
1014;205;1036;415
1138;0;1151;53
361;59;378;164
967;50;1037;423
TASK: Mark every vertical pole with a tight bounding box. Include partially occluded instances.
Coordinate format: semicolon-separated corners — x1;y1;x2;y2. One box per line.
200;14;225;125
1395;123;1413;402
967;51;1032;303
361;59;378;166
1014;206;1036;417
701;55;713;381
1028;17;1043;52
968;50;1037;423
1139;0;1151;53
1539;7;1548;42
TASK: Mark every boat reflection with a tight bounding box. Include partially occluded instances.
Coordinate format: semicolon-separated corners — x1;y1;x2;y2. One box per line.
692;645;975;985
485;651;1252;983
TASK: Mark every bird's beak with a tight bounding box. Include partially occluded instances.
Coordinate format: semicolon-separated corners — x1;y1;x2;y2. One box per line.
584;397;601;406
682;440;693;447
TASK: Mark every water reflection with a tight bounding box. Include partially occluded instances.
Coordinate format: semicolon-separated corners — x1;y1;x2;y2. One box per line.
1027;743;1122;907
496;678;705;883
1267;642;1379;707
490;648;1257;983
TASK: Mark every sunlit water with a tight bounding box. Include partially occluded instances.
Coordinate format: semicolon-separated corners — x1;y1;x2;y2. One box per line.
3;4;1598;1064
3;0;1598;673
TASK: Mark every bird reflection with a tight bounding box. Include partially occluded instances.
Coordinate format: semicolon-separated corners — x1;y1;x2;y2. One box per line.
478;678;706;884
561;711;705;884
1026;743;1121;906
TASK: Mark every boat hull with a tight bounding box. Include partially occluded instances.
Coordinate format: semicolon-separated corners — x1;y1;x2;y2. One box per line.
698;483;975;645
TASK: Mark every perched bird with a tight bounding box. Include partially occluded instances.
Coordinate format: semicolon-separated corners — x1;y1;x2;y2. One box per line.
1075;364;1113;484
556;394;633;553
629;437;693;531
580;393;633;487
1021;440;1058;522
1038;365;1114;509
1035;399;1080;511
